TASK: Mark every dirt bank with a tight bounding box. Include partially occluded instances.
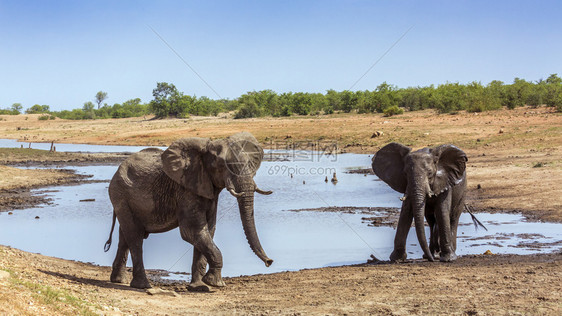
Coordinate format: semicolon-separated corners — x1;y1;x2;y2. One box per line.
0;166;94;212
0;148;129;166
1;245;560;315
0;149;128;212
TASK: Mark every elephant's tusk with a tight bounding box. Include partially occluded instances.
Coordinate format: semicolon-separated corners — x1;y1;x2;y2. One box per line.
227;188;243;198
399;195;407;201
255;187;273;195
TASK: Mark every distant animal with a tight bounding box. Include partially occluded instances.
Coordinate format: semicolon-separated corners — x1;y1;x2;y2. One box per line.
372;142;468;262
331;172;338;184
104;132;273;291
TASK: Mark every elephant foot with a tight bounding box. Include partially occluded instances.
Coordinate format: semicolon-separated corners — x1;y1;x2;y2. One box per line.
130;276;151;289
110;269;127;284
389;249;407;262
439;252;457;262
423;250;439;261
202;269;226;287
188;280;211;292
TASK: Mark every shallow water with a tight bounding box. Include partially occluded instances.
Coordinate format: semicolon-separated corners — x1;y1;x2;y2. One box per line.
1;145;561;280
0;138;159;153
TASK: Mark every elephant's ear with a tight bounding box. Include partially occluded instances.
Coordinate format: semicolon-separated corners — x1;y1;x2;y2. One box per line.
372;142;411;193
224;132;264;176
162;138;215;200
431;145;467;194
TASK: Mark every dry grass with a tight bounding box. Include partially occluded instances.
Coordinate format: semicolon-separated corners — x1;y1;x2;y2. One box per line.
0;166;75;191
1;245;560;315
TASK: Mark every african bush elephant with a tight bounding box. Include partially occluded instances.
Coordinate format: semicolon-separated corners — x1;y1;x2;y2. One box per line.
104;132;273;290
372;142;468;262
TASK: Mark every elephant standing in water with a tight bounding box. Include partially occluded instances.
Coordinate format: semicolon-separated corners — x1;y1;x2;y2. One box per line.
372;142;468;262
104;132;273;291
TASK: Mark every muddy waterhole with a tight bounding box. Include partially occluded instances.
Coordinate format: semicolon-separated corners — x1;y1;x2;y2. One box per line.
1;141;561;282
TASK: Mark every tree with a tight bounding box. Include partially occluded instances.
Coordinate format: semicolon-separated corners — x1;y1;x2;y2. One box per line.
234;92;262;119
11;103;23;115
544;74;562;110
505;78;530;109
340;90;358;113
149;82;183;118
26;104;50;114
83;101;96;119
290;92;312;115
95;91;108;109
527;81;546;107
325;89;341;112
432;82;467;113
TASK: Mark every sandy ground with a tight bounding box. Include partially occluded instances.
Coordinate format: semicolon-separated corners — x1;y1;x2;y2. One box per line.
0;107;561;314
1;245;560;315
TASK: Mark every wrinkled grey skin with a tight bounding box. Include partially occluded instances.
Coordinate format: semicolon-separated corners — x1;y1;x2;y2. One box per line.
104;132;273;290
372;142;468;262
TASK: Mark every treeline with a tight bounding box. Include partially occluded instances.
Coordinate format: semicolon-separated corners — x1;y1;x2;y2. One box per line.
0;99;151;120
231;74;562;117
2;74;561;120
54;98;150;120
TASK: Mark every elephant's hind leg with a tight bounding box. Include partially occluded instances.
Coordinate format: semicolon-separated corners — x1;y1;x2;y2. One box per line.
119;224;151;289
127;237;150;288
110;228;130;283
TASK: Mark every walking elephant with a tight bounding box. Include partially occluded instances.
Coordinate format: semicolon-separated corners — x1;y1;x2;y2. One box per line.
104;132;273;291
372;142;468;262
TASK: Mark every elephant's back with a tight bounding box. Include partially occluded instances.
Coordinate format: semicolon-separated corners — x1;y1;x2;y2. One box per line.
109;148;164;197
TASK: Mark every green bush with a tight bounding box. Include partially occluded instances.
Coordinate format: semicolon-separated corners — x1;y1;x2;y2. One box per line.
383;105;404;117
38;115;55;120
234;103;262;119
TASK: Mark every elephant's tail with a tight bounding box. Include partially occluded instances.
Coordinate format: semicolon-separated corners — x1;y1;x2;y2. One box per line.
104;211;117;252
465;204;488;231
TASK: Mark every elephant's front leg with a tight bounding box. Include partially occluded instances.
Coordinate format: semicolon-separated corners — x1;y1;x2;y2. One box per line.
188;228;224;288
435;193;457;262
187;200;220;292
179;202;225;291
390;200;413;261
425;212;440;259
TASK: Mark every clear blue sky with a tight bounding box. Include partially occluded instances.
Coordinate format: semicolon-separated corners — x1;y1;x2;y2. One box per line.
1;0;561;111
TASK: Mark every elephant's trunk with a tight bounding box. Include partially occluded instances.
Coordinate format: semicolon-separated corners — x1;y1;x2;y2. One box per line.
237;189;273;267
412;186;435;262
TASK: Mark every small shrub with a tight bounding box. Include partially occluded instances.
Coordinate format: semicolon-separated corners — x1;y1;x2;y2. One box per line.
383;105;404;117
533;162;545;168
38;115;55;121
